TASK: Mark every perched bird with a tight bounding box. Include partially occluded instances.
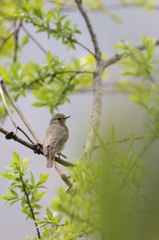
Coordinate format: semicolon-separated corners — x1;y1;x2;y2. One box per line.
43;113;70;168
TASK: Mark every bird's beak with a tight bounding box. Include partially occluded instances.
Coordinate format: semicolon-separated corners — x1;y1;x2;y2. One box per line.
65;116;71;119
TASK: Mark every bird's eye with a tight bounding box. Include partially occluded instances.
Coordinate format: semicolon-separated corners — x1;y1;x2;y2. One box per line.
58;118;61;121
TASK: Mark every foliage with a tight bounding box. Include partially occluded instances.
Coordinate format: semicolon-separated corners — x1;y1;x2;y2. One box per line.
1;152;49;220
1;0;159;240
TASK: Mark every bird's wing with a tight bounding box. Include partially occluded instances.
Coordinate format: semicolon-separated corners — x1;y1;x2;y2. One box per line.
50;127;68;153
43;125;68;155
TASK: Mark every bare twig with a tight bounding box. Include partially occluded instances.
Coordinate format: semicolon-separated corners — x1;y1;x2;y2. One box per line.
75;0;101;60
0;126;75;168
17;126;34;144
0;81;18;134
20;175;41;239
70;38;95;57
22;24;47;55
0;78;42;143
55;163;72;187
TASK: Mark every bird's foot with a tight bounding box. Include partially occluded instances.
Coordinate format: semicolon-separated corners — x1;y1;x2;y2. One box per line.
33;143;43;154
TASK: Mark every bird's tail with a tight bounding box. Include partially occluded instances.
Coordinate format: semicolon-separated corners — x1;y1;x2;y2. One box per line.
45;147;55;169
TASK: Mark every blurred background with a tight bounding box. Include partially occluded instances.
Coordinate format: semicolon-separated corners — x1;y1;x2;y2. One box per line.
0;0;159;239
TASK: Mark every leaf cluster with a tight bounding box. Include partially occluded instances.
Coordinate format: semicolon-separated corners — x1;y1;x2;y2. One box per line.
1;151;50;220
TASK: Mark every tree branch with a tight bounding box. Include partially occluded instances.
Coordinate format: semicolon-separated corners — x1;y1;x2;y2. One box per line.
20;175;41;239
0;29;17;51
27;70;94;88
13;20;22;63
0;126;75;168
75;0;101;60
55;163;72;187
94;135;145;150
70;38;95;57
74;0;104;159
121;138;155;189
22;24;47;55
0;78;42;143
103;38;159;69
0;81;18;133
103;3;159;11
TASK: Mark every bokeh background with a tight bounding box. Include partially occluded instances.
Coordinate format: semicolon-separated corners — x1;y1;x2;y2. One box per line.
0;0;159;239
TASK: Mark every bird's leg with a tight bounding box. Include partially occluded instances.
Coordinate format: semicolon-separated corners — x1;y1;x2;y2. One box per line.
57;152;67;159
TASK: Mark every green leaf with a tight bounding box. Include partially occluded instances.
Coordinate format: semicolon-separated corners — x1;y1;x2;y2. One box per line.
46;51;53;64
30;172;35;186
21;35;29;47
36;172;50;185
33;8;43;19
0;67;11;83
9;199;19;206
52;217;58;224
33;204;42;210
46;207;53;219
1;195;15;201
22;2;30;12
55;4;60;14
35;192;46;202
13;151;21;165
0;173;15;180
10;189;19;198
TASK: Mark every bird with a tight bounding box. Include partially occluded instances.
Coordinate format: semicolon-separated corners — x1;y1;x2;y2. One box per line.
43;113;70;168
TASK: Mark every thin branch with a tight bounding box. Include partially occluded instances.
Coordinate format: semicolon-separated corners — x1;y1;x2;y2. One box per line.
0;81;18;133
103;3;159;11
55;72;78;108
75;0;101;60
22;24;47;55
48;1;159;11
0;29;17;51
30;20;93;56
132;181;155;214
103;38;159;69
0;78;42;143
121;40;159;87
0;79;36;142
20;175;41;239
55;163;72;187
0;22;15;40
17;126;34;144
70;38;95;57
27;70;94;88
0;126;76;168
94;135;145;150
13;20;22;63
132;209;159;218
121;138;155;189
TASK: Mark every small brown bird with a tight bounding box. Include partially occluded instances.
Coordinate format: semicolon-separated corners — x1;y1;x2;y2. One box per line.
43;113;70;168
